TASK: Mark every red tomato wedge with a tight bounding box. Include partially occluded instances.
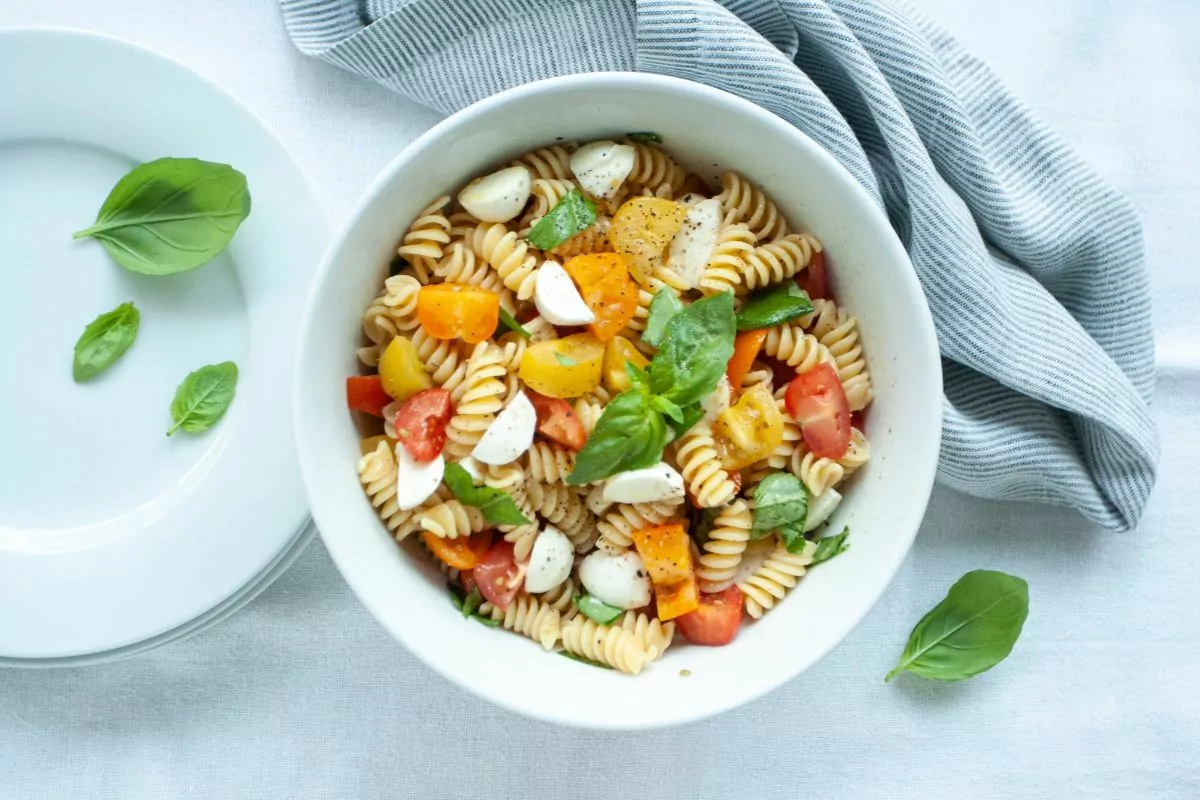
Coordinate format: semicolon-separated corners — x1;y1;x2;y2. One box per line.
423;530;494;571
796;249;828;301
346;375;392;417
785;363;851;459
473;541;522;611
390;388;453;463
675;586;743;646
525;390;588;451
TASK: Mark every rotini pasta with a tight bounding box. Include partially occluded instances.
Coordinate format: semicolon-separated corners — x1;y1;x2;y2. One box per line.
396;195;452;272
617;610;676;663
805;301;874;412
509;144;574;180
675;424;739;508
738;538;816;619
699;223;753;296
525;441;576;484
595;500;681;553
762;323;833;372
696;499;753;593
480;594;561;650
626;142;686;197
444;343;507;459
468;222;539;300
418;499;486;539
527;481;598;552
560;615;648;674
737;233;821;292
716;171;789;242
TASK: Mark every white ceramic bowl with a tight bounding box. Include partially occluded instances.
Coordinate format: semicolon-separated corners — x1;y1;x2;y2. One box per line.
294;73;941;729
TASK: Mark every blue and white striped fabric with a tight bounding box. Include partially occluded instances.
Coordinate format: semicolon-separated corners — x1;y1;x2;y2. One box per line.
279;0;1159;531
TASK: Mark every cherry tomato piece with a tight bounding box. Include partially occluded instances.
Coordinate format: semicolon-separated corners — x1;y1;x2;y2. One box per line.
796;250;828;301
473;540;522;611
785;362;851;459
423;530;495;571
390;388;454;463
675;586;743;646
346;375;392;417
526;391;588;451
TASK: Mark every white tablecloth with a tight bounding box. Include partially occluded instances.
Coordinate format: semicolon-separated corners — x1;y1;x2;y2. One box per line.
2;2;1197;798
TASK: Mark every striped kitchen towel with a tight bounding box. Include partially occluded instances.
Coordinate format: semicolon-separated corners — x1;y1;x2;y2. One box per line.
279;0;1159;531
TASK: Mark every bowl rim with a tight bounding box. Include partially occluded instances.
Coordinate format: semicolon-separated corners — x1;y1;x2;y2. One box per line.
295;70;942;729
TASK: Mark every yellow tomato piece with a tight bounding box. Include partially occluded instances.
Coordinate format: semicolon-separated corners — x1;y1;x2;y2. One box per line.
631;523;700;621
378;335;433;401
712;383;785;470
602;335;651;393
517;333;605;399
563;253;639;342
609;197;688;285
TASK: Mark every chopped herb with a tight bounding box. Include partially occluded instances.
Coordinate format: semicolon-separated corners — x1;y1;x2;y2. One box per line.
497;307;531;339
810;527;850;566
558;650;614;669
751;472;809;553
526;188;597;251
627;132;663;144
444;462;531;526
554;352;580;367
735;283;815;331
461;587;484;618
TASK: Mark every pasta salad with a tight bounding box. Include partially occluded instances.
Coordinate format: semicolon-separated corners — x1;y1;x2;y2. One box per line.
346;137;873;674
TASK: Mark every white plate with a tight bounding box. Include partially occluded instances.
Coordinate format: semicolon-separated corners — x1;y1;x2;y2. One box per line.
0;29;331;660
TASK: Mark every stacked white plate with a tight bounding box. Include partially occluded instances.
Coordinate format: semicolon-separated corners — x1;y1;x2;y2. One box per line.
0;29;330;665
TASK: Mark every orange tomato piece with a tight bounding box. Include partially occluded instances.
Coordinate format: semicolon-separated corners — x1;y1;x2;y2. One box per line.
563;253;639;342
422;530;495;571
726;329;767;392
630;523;700;621
416;283;500;344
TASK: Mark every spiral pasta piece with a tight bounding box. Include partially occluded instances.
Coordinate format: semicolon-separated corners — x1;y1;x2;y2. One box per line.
809;303;873;412
696;223;753;296
789;427;869;497
675;424;739;508
716;172;789;242
521;315;557;343
525;442;576;484
519;178;577;232
528;481;598;552
433;241;505;294
838;427;870;474
509;144;574;181
626;142;686;197
618;610;675;662
484;463;540;561
444;343;508;459
740;360;775;395
468;223;539;300
560;616;648;674
480;595;562;650
537;578;579;622
358;275;423;365
768;396;803;471
697;499;753;594
411;327;470;386
418;499;486;539
396;195;452;272
762;324;833;372
595;500;681;553
737;233;821;293
357;442;448;540
572;395;604;438
447;209;481;240
739;538;816;619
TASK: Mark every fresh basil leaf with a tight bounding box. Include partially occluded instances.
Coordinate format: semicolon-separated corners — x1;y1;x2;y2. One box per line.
649;292;736;407
567;390;667;484
626;362;651;393
444;462;531;526
558;650;614;669
642;288;684;348
626;132;663;144
526;188;596;251
575;594;623;625
886;570;1029;683
810;527;850;566
650;395;684;424
447;582;466;612
735;283;815;331
751;472;808;552
471;614;501;628
167;361;238;436
498;307;531;339
554;352;579;367
74;157;251;275
72;301;139;382
666;402;705;441
461;587;484;619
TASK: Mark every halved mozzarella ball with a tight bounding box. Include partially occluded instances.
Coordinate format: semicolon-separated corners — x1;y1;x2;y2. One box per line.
472;391;536;465
569;141;636;199
578;550;652;610
534;260;595;326
395;446;445;510
457;166;532;223
666;197;722;288
524;526;574;593
602;462;685;504
804;488;842;532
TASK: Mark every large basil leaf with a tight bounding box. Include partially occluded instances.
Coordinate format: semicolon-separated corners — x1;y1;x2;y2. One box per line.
736;283;814;331
444;462;531;526
74;157;251;275
526;188;597;251
642;288;684;348
886;570;1030;683
648;291;736;407
751;472;808;553
167;361;238;436
566;389;667;485
72;301;139;382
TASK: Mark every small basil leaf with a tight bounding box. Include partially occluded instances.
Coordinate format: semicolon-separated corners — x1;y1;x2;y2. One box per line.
626;132;663;144
461;587;484;619
626;362;651;394
567;390;667;485
666;402;705;441
74;157;251;275
751;472;808;551
526;188;597;251
558;650;614;669
72;301;139;382
650;395;684;424
444;462;531;526
471;614;501;628
498;307;531;339
554;352;579;367
810;527;850;566
649;292;736;407
167;361;238;436
642;288;684;348
886;570;1029;683
575;594;623;625
735;283;815;331
447;582;466;612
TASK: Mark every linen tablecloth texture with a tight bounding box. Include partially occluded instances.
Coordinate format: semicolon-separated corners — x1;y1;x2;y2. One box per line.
279;0;1158;531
